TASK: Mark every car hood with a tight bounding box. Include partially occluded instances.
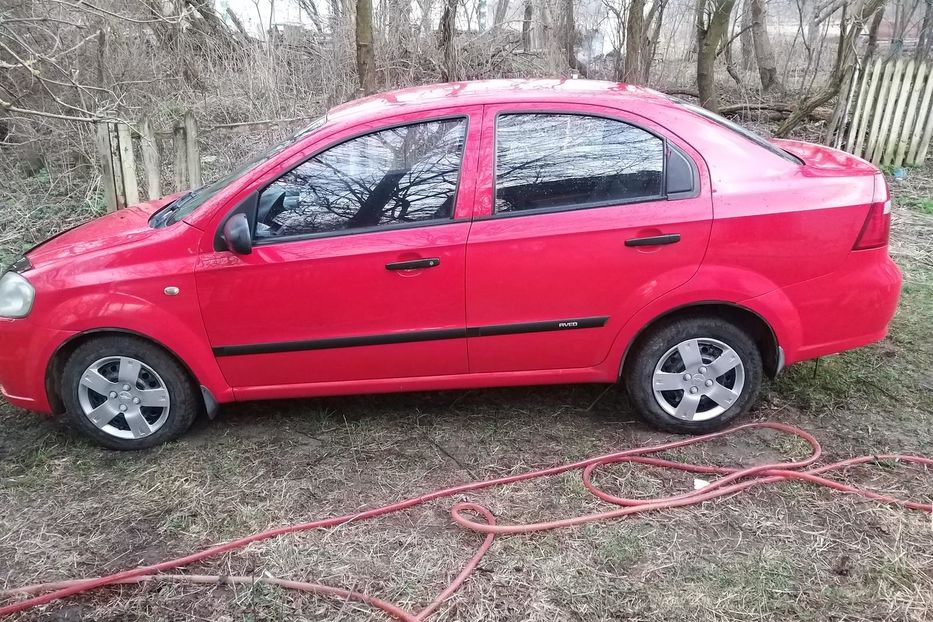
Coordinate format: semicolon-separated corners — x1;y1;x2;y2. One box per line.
771;139;878;175
26;194;182;267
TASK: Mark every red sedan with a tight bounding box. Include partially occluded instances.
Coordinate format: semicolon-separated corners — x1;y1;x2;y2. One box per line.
0;80;901;449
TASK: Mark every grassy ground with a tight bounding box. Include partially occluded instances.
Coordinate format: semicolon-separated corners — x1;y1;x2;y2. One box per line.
1;170;932;621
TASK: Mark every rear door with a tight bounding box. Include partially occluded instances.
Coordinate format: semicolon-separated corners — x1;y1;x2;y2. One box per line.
465;103;713;373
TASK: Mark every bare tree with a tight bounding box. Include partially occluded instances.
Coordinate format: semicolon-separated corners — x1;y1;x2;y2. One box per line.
493;0;511;26
865;5;885;63
740;0;754;69
522;0;533;52
776;0;886;136
643;0;668;81
560;0;587;75
696;0;737;111
623;0;647;82
439;0;458;81
751;0;779;91
356;0;376;93
918;0;933;60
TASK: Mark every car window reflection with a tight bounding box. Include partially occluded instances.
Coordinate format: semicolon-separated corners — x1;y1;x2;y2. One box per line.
495;114;664;213
256;118;467;239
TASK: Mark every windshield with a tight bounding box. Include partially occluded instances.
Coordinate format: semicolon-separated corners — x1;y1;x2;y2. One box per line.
671;98;802;164
151;116;327;227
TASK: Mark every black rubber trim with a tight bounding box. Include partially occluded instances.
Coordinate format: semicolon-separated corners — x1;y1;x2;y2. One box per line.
200;385;219;420
213;316;610;357
625;233;681;247
6;256;32;274
385;257;441;270
467;316;608;337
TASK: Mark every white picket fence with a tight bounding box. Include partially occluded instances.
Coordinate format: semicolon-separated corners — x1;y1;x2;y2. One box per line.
832;56;933;168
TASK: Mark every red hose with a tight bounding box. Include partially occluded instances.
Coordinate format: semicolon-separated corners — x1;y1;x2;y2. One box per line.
1;422;930;619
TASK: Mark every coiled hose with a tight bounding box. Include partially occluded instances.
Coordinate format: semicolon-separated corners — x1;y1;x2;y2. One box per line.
1;422;931;620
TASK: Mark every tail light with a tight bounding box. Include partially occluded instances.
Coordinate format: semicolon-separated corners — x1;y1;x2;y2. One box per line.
853;173;892;250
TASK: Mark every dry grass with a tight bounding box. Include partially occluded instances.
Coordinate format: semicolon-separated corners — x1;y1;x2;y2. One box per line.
1;171;933;620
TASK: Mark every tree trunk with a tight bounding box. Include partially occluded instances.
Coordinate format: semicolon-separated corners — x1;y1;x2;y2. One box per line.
561;0;579;74
696;0;736;111
644;0;667;82
493;0;510;27
917;0;933;61
356;0;376;94
623;0;646;82
739;0;753;70
751;0;778;91
522;0;532;51
439;0;458;81
863;6;883;64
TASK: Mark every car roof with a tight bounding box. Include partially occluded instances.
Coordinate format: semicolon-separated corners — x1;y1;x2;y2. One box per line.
327;79;671;122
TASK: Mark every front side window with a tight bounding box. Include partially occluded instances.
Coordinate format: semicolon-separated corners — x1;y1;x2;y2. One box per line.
256;118;467;239
495;113;664;213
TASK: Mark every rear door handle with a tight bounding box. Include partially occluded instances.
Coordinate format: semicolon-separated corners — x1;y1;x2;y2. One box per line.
385;257;441;270
625;233;681;247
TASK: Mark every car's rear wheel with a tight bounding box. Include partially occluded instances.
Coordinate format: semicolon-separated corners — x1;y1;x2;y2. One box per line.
624;316;763;434
61;336;199;450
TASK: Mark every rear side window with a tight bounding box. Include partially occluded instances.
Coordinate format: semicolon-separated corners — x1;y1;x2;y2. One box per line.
494;113;664;214
255;118;467;240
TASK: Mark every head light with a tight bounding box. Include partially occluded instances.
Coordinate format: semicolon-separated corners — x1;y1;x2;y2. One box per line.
0;272;35;318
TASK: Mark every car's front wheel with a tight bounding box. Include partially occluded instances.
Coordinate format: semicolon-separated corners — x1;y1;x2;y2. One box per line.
61;335;199;450
624;316;763;434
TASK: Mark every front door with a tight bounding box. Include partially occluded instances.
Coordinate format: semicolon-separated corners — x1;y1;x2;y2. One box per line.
465;104;713;373
196;111;480;392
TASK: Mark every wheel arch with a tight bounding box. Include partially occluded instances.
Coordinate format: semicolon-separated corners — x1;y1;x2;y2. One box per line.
618;302;782;379
46;328;210;414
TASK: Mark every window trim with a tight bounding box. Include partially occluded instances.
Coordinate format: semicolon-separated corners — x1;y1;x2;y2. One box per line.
665;142;701;201
246;114;472;247
485;110;697;221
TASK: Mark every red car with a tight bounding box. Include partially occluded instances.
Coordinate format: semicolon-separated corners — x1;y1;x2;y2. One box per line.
0;80;900;449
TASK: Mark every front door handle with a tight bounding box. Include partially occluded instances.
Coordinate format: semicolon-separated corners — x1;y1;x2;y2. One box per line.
625;233;681;247
385;257;441;270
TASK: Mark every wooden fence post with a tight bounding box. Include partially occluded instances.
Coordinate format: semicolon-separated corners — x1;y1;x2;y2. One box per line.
908;62;933;165
115;122;139;206
173;121;187;191
184;111;201;188
95;122;118;212
138;116;161;200
852;58;884;157
871;58;905;164
881;59;915;165
894;63;926;168
863;59;896;161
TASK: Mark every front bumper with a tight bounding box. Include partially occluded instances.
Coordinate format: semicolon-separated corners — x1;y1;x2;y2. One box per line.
0;318;74;413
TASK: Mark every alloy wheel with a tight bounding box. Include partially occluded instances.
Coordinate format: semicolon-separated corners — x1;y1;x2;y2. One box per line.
76;356;170;440
651;337;746;421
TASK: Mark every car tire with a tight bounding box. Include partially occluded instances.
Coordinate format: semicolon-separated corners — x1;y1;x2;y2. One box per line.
61;335;199;450
623;315;763;434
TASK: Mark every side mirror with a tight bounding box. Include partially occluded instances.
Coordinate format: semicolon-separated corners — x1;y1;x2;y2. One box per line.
222;213;252;255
